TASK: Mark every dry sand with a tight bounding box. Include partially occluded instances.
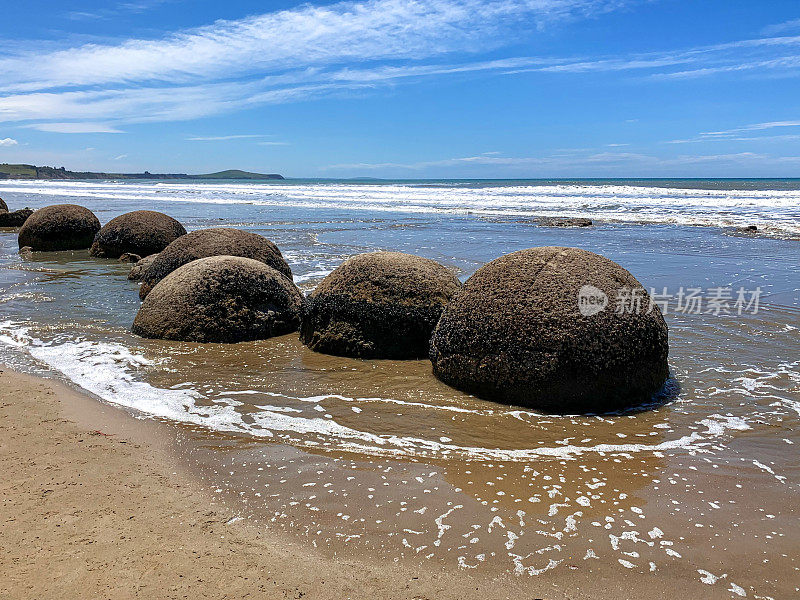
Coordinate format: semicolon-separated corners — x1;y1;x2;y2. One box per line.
0;367;724;599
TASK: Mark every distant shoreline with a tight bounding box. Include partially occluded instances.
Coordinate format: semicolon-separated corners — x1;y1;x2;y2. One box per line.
0;164;283;181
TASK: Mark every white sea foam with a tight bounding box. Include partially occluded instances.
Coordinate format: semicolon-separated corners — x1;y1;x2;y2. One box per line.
2;180;799;235
0;321;763;463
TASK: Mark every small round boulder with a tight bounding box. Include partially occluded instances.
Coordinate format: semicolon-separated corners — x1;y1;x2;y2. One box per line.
90;210;186;259
300;251;461;359
127;253;159;281
132;255;304;343
138;228;292;299
17;204;101;251
429;247;669;413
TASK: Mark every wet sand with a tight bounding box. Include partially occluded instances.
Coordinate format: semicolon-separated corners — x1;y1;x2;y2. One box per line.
1;365;745;600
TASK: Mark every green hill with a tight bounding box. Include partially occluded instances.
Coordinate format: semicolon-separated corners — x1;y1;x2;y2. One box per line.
195;169;284;180
0;164;284;181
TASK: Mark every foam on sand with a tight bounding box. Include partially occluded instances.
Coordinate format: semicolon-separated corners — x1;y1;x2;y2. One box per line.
0;320;758;463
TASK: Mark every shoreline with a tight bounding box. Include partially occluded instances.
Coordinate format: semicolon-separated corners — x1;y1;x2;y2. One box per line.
0;365;738;599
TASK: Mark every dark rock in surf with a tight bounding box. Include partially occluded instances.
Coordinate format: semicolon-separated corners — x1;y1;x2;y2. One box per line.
138;227;291;299
128;254;159;281
0;197;7;212
429;247;669;413
90;210;186;259
0;208;34;228
17;204;100;251
300;251;461;359
132;255;303;343
537;217;593;227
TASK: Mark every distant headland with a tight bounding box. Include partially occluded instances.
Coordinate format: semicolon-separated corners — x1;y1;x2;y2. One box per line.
0;164;284;181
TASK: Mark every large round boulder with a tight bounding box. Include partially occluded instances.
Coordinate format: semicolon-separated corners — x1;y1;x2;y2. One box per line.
429;247;669;413
17;204;101;251
90;210;186;259
300;251;461;359
138;228;291;299
132;255;304;343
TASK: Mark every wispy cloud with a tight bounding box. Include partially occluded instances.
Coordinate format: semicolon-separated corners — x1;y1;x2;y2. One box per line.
68;0;175;21
0;137;18;147
187;134;266;141
2;0;619;94
761;18;800;36
666;119;800;144
22;122;124;134
1;0;799;133
324;150;797;174
258;141;290;146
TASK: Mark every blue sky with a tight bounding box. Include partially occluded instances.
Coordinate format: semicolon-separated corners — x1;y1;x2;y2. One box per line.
0;0;799;178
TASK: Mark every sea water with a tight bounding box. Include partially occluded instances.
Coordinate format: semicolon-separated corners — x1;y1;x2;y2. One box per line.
0;178;798;596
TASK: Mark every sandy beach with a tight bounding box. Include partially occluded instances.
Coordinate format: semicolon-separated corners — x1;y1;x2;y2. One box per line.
3;365;752;600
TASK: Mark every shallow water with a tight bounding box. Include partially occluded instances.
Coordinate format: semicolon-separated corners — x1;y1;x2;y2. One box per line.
0;179;798;597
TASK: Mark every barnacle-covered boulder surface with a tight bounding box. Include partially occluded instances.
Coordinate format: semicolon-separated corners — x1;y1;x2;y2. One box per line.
132;255;304;343
17;204;101;251
90;210;186;259
430;247;669;413
300;251;461;359
138;227;292;299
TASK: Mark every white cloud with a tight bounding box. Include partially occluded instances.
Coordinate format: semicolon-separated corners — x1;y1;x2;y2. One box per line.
0;0;620;94
22;122;124;133
324;150;794;173
0;137;18;146
761;18;800;36
187;134;265;141
666;120;800;144
0;0;798;132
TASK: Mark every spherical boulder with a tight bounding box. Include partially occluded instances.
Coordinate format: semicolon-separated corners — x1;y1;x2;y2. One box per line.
132;255;304;343
90;210;186;259
127;253;159;281
429;247;669;413
138;228;292;299
17;204;100;251
0;197;7;212
300;251;461;359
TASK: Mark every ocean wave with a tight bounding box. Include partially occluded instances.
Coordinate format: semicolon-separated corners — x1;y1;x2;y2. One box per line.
1;180;798;235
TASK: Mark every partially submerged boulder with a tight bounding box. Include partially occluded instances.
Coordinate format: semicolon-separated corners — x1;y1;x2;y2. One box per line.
300;251;461;359
17;204;101;251
429;247;669;413
132;255;304;343
0;208;33;228
0;197;7;212
538;217;593;228
138;228;292;299
127;254;159;281
90;210;186;259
